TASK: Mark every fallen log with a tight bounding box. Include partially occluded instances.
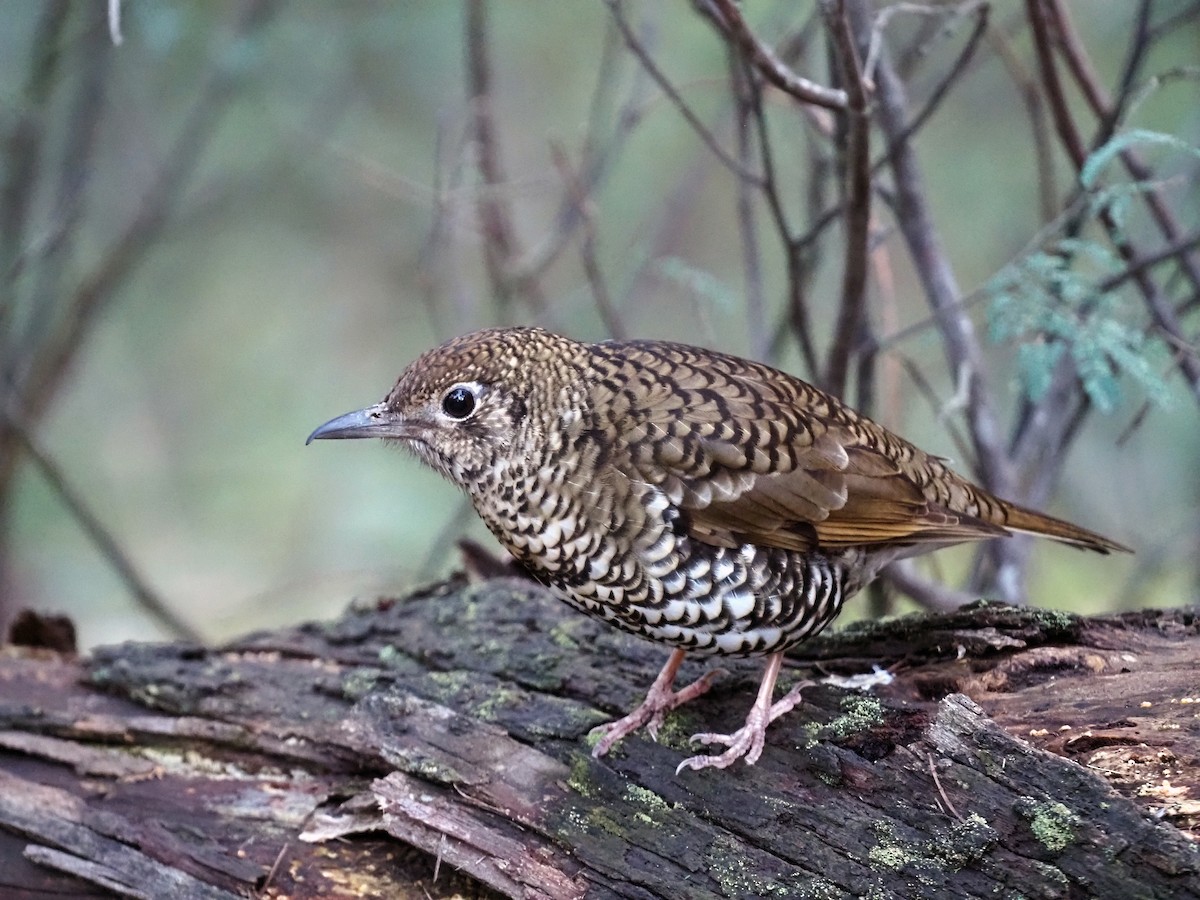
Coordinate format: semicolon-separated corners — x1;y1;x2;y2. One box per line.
1;578;1197;898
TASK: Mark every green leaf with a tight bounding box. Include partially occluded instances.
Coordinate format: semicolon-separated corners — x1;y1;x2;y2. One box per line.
1016;341;1064;402
655;257;738;313
1080;129;1200;189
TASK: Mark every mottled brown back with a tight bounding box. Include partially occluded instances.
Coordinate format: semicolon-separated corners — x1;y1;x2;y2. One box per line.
582;336;1125;558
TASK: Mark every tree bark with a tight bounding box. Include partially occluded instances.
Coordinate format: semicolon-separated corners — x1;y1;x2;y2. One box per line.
1;578;1197;899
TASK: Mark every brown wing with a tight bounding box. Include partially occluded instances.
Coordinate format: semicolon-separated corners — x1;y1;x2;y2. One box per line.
683;437;1010;552
592;339;1123;555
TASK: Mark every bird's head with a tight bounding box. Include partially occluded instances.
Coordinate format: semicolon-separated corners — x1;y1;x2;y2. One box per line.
307;327;585;490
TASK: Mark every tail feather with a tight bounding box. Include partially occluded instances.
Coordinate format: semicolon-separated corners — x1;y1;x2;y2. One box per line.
1003;503;1130;554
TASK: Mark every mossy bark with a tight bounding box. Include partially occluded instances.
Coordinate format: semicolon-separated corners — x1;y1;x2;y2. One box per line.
1;578;1197;898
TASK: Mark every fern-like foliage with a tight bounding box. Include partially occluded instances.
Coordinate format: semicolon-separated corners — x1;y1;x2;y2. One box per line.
985;129;1196;413
656;256;739;314
986;241;1169;413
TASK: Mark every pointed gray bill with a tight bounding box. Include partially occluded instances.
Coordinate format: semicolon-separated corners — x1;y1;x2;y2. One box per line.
306;403;401;444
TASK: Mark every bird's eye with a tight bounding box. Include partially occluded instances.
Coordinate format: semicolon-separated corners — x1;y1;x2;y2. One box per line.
441;386;476;419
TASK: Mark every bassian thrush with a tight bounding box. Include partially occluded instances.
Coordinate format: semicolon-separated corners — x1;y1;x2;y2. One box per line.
308;327;1127;772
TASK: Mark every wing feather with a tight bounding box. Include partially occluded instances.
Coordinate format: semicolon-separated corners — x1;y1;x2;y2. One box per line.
595;340;1018;555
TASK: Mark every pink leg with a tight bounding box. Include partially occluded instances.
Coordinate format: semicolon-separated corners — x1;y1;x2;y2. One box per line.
676;651;812;773
590;648;724;758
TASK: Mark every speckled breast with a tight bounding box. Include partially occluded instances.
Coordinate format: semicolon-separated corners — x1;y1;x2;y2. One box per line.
546;533;851;657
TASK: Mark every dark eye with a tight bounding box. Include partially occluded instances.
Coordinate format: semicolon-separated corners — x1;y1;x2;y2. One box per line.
441;386;476;419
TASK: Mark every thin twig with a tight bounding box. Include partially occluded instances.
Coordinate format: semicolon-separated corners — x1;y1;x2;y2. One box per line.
894;354;974;465
416;114;458;339
863;1;984;86
728;50;768;359
2;405;200;642
22;0;280;432
0;0;71;303
1147;1;1200;43
1046;0;1200;296
1087;0;1152;152
867;230;904;431
707;0;848;110
464;0;546;316
14;16;111;389
868;1;990;178
768;2;984;367
507;18;643;286
860;0;1013;499
822;0;873;397
928;752;965;821
883;559;974;613
742;51;820;373
777;0;988;351
1025;0;1087;169
256;840;291;898
604;0;764;186
1097;228;1200;294
549;141;627;340
985;23;1057;224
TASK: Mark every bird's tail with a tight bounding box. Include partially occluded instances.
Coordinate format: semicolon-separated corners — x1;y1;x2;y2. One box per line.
1003;503;1130;554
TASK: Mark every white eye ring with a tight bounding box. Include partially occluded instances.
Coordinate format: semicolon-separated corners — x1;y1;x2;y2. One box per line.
440;382;484;420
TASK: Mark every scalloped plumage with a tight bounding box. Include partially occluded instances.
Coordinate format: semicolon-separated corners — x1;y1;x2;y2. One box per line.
310;326;1128;771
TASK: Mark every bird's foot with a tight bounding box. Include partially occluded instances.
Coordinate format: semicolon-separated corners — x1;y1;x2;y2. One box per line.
590;666;725;758
676;678;814;773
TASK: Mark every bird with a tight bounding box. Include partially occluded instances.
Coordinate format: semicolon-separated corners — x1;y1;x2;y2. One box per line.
307;326;1128;772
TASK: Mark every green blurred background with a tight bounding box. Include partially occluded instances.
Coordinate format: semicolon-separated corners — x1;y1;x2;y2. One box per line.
3;2;1198;649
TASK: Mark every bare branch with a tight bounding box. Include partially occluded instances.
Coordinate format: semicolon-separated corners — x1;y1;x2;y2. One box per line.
464;0;546;316
869;2;989;177
1086;0;1152;150
1098;229;1200;295
1025;0;1087;169
986;24;1058;224
1046;0;1200;296
822;0;873;397
707;0;849;110
894;353;975;466
604;0;764;186
21;0;281;431
549;142;627;340
0;0;72;328
862;2;1014;499
778;0;988;355
1147;1;1200;43
507;18;643;286
12;16;112;389
866;233;904;431
1138;280;1200;401
744;65;820;373
1;405;200;642
727;52;768;359
882;559;974;612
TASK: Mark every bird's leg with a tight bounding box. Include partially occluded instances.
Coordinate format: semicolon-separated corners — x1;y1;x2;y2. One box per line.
676;651;813;773
590;648;724;758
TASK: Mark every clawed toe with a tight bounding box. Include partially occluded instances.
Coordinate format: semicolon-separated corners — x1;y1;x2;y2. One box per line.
590;649;722;758
593;650;813;772
674;657;812;772
676;724;765;772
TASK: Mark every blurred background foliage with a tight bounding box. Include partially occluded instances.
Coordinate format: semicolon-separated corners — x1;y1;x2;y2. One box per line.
1;1;1198;650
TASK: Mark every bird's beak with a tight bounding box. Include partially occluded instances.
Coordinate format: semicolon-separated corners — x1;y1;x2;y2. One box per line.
306;403;412;445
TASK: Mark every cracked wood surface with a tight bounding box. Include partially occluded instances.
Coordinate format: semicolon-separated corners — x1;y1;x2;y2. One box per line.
1;578;1197;899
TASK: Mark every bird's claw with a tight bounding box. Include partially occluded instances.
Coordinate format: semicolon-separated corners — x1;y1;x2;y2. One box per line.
674;678;815;773
590;664;725;758
676;724;766;772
